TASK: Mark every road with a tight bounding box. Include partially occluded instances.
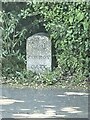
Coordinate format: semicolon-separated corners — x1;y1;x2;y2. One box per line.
0;85;89;119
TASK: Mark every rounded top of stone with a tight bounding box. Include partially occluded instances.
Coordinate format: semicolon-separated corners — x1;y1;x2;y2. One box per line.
27;32;49;40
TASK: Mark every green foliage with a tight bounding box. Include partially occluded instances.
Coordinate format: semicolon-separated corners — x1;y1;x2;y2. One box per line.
36;2;89;79
2;11;27;77
2;2;89;88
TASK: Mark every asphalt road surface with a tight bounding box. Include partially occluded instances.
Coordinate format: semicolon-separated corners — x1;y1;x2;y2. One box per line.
0;85;89;119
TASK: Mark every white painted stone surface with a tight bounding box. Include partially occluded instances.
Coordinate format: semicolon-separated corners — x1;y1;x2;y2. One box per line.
26;33;52;73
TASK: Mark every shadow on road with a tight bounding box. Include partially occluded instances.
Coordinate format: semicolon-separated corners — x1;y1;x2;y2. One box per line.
1;118;89;120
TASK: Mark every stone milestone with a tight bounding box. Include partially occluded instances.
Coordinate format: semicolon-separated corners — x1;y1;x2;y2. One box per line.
26;33;52;73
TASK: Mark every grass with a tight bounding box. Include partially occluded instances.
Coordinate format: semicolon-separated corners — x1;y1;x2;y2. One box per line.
1;77;88;90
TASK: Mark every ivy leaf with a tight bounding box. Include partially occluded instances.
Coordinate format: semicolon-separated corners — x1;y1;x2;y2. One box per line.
82;19;89;31
76;10;84;22
69;17;73;24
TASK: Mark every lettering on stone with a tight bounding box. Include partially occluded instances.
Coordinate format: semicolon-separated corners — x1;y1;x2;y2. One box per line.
26;33;52;73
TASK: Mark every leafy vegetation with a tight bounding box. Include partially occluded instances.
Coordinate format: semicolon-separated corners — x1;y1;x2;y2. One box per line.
1;2;89;89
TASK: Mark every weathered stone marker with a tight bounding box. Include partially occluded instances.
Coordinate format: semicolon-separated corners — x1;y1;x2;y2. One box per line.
26;33;52;73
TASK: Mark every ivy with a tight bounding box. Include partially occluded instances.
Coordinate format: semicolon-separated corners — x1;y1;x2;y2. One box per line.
2;2;89;88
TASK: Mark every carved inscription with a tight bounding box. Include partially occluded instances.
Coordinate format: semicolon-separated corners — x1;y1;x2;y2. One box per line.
30;65;47;70
28;55;50;59
26;33;52;73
